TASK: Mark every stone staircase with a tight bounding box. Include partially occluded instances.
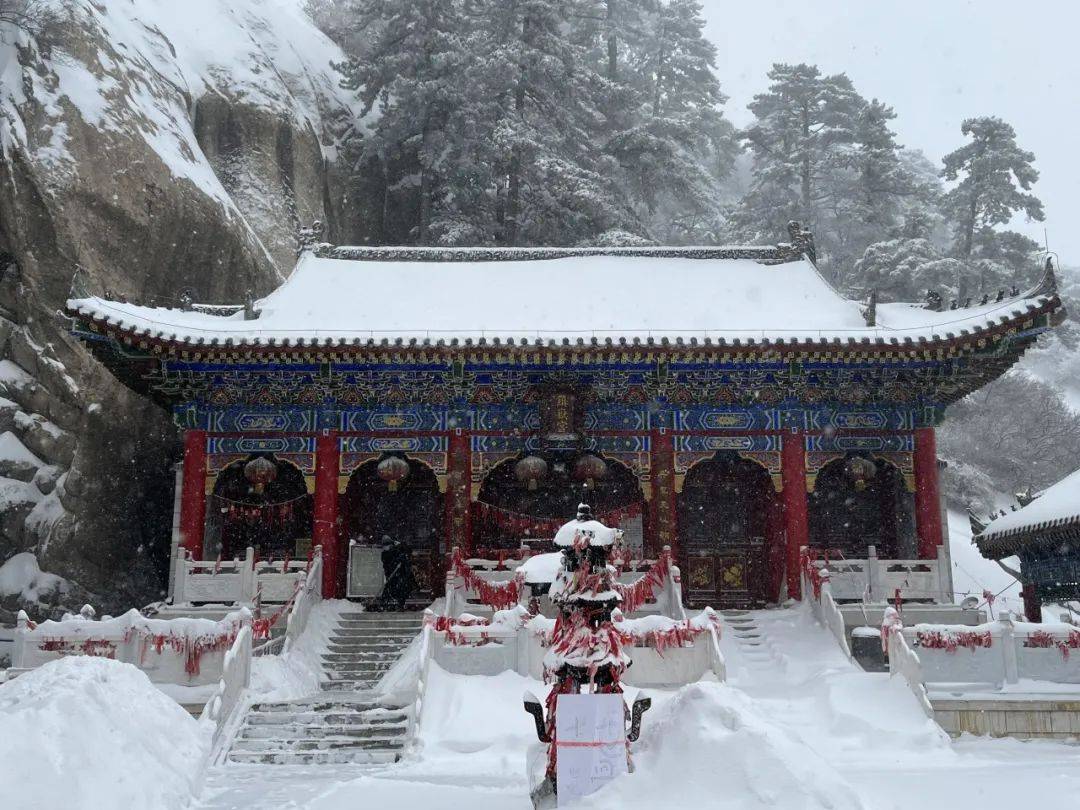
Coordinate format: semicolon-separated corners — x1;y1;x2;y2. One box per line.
321;612;424;692
226;611;423;765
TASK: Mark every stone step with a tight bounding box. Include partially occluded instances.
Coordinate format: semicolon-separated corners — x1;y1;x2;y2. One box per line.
249;697;397;712
329;631;418;642
321;652;406;660
337;615;424;623
324;643;412;656
321;680;379;692
247;710;409;727
334;626;423;634
227;749;401;766
323;671;392;683
231;735;407;753
322;660;396;672
240;721;409;741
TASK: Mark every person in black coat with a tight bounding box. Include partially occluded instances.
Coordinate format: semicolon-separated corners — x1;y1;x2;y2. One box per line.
380;535;416;611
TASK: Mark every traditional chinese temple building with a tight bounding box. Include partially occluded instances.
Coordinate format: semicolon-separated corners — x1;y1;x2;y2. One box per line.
66;225;1064;608
973;467;1080;622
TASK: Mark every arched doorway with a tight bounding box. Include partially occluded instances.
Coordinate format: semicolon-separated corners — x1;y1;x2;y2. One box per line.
340;455;442;601
204;455;312;560
476;453;645;555
677;452;780;608
808;454;916;559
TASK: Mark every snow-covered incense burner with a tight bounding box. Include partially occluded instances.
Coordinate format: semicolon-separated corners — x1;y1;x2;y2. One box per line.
523;503;651;808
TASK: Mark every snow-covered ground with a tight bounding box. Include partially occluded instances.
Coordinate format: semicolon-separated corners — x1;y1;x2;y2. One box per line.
194;605;1080;810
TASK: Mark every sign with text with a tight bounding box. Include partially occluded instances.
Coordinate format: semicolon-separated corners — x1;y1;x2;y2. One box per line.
556;693;627;805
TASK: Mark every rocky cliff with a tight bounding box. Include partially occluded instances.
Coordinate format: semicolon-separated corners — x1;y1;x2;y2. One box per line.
0;0;363;613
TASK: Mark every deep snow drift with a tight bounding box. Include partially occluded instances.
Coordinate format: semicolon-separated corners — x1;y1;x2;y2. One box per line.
0;656;206;810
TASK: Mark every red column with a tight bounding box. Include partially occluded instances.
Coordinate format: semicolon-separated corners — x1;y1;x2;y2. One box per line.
648;429;677;559
178;430;207;559
447;431;472;553
781;430;809;599
1021;583;1043;623
914;427;944;559
314;432;340;598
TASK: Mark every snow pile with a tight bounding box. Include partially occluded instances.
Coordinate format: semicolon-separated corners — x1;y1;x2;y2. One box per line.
249;599;341;701
0;657;206;810
0;552;65;602
582;682;866;809
518;552;563;584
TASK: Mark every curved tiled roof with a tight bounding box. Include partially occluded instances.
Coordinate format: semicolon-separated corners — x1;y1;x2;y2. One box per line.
66;248;1061;352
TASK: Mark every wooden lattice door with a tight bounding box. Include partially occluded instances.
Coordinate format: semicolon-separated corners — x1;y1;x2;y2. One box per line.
678;455;770;608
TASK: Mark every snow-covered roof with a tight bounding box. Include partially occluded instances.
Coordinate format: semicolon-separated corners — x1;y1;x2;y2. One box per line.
66;248;1060;349
977;467;1080;547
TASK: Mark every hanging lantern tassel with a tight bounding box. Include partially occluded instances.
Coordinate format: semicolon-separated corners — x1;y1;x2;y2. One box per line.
573;454;608;491
244;456;278;495
515;455;549;492
377;456;410;492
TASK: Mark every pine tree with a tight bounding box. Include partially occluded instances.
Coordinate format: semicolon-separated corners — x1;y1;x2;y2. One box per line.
733;63;863;247
334;0;467;244
603;0;734;242
941;116;1044;259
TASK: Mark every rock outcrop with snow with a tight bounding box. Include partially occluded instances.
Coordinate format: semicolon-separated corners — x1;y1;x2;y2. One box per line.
0;0;363;606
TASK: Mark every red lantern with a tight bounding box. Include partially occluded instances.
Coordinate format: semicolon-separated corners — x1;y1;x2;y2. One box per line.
515;455;548;491
846;456;877;492
377;456;410;492
573;454;608;488
244;456;278;495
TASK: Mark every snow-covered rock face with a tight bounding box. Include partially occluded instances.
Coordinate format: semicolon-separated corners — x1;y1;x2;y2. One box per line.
0;656;206;810
0;1;362;606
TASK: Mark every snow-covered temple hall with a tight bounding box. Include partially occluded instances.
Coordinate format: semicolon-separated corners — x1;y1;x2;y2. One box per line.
65;225;1065;610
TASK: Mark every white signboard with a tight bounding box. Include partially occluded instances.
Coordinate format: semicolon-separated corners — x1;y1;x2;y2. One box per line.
347;545;385;598
556;693;628;806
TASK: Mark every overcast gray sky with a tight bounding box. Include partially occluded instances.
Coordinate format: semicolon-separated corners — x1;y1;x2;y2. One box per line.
700;0;1079;263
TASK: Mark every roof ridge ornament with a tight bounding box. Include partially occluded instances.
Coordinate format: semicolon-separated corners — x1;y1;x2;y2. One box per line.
787;220;817;265
1024;256;1059;300
862;289;878;327
296;219;325;257
243;290;261;321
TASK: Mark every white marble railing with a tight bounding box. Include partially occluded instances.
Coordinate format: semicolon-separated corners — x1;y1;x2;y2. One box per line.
901;614;1080;690
12;607;249;686
807;544;951;604
885;621;935;717
172;546;310;605
282;548;323;654
801;562;853;661
202;611;253;765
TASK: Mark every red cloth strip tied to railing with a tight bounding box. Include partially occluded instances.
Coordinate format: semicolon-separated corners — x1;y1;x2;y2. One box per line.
612;549;670;613
450;548;525;611
915;629;992;652
1025;629;1080;658
251;579;303;641
801;549;826;600
40;621;243;677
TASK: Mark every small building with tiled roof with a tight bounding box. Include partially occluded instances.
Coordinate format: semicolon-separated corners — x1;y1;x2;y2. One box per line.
973;466;1080;619
66;223;1066;608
